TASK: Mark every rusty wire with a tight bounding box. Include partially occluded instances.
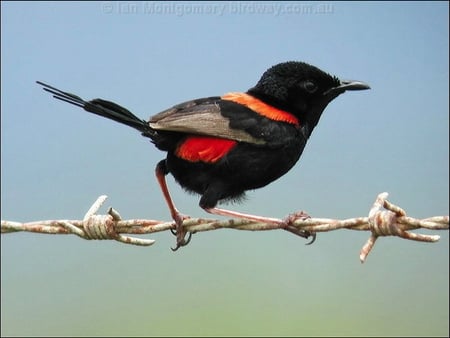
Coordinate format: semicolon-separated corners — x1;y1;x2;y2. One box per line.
1;192;448;262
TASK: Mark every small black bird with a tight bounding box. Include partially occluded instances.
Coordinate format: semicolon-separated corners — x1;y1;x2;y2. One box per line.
37;61;369;249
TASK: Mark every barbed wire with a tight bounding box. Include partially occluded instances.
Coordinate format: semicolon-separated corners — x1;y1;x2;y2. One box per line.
1;192;448;263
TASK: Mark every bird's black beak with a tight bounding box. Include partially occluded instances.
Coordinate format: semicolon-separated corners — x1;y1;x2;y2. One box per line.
324;80;370;97
338;80;371;91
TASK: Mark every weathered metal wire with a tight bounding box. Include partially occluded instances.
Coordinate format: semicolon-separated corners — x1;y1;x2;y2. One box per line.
2;192;448;263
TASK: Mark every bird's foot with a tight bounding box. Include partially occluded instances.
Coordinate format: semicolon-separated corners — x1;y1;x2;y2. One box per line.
170;213;192;251
282;211;316;245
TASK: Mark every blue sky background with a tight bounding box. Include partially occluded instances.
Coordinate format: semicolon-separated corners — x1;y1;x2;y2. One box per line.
1;1;448;336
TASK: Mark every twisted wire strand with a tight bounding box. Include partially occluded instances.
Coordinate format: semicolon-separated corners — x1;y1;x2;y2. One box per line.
2;192;448;263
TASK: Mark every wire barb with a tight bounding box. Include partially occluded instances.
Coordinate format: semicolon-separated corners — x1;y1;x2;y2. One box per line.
1;192;448;262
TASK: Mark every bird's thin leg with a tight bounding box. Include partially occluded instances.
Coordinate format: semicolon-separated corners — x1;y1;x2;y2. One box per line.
204;207;282;224
155;160;191;250
204;207;315;244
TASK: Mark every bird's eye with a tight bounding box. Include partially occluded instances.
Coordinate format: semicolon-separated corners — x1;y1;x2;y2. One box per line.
303;80;318;93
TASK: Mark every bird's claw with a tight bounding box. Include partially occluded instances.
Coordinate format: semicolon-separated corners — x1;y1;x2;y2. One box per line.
170;213;192;251
282;211;317;245
171;231;192;251
304;232;316;245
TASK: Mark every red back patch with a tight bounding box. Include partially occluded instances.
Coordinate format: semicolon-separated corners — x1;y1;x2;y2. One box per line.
176;136;237;163
221;92;299;125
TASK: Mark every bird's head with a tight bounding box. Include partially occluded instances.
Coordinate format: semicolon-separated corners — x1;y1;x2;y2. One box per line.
248;61;370;134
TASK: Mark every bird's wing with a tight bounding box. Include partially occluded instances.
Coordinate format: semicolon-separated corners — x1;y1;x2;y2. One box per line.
149;97;266;145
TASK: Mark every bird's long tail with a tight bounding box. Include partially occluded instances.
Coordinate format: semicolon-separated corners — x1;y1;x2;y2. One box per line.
36;81;154;138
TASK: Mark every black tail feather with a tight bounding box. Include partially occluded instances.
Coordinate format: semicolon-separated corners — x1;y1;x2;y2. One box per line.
36;81;152;135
